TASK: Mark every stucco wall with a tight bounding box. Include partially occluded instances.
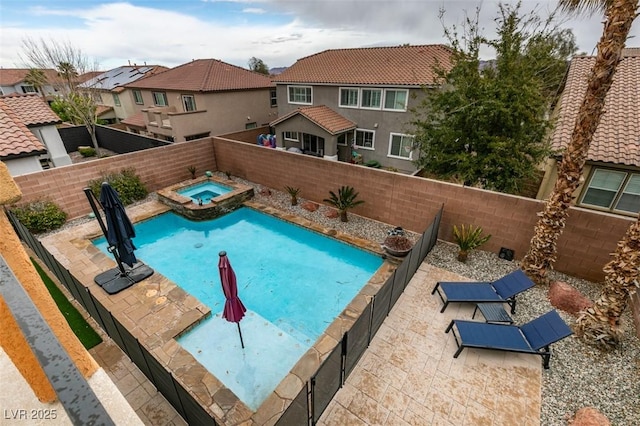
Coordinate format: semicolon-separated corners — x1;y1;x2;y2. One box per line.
4;156;42;176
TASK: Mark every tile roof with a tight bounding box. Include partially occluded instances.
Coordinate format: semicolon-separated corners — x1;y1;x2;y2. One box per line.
270;105;357;135
126;59;274;92
80;65;168;91
272;44;453;86
0;93;61;126
0;68;60;86
550;50;640;166
0;99;47;158
121;111;145;128
96;105;114;117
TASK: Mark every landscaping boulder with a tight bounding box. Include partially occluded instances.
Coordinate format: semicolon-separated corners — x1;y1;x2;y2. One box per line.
324;209;339;219
301;201;319;212
259;187;271;196
570;407;610;426
548;281;593;315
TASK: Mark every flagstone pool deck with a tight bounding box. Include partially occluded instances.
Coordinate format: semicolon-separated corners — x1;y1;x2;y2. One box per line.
39;200;541;425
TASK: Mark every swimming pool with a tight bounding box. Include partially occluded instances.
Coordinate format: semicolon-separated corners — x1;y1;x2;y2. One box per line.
94;207;383;410
177;181;232;204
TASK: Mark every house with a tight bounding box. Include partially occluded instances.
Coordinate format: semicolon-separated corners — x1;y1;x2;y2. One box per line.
122;59;276;142
0;93;72;175
78;65;168;124
0;68;100;103
270;45;453;172
537;48;640;216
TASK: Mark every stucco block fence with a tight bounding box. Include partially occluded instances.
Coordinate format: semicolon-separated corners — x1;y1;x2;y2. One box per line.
12;134;639;330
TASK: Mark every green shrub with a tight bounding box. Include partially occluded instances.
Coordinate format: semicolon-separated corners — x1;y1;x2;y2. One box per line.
11;200;67;234
452;224;491;262
88;168;148;205
78;146;96;157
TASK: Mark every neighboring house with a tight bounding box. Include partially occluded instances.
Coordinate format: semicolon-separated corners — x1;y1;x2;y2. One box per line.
0;68;61;100
0;93;72;175
79;65;167;124
538;48;640;217
270;45;453;172
122;59;276;142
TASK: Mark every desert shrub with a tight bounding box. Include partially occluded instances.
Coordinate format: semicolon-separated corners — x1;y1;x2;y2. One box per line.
78;146;96;157
11;200;67;234
88;168;148;206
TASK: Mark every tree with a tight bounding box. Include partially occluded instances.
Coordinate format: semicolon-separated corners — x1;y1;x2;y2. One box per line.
20;38;101;152
411;3;576;194
23;68;48;98
576;212;640;347
522;0;639;284
248;57;270;75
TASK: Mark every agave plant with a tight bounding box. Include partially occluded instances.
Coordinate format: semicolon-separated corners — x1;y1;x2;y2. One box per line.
323;185;364;222
452;224;491;262
284;186;301;206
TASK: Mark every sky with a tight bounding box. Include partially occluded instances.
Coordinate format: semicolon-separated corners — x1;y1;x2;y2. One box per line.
1;0;638;71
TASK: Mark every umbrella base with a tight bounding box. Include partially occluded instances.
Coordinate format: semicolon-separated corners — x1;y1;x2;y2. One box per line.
94;263;154;294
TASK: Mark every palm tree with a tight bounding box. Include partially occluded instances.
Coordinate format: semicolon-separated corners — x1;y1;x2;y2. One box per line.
56;61;78;91
575;213;640;347
323;186;365;222
23;68;47;97
522;0;639;284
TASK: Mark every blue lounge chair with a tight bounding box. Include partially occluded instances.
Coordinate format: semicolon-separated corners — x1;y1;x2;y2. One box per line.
431;269;534;313
445;310;573;369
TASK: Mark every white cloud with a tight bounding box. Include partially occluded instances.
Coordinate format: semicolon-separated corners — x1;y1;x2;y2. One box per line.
243;8;267;14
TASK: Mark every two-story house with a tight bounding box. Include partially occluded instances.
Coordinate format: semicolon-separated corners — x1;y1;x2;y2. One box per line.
121;59;276;142
0;93;71;175
269;45;453;173
78;65;167;124
537;48;640;216
0;68;101;104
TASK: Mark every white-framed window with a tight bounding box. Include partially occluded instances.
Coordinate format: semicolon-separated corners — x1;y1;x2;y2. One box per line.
339;88;359;108
354;129;375;150
302;133;325;156
580;169;640;214
337;132;350;146
182;94;196;112
113;93;121;106
283;131;299;141
383;89;408;111
388;133;415;160
152;91;168;106
21;85;36;94
270;88;277;107
133;89;143;105
361;88;382;109
288;85;312;105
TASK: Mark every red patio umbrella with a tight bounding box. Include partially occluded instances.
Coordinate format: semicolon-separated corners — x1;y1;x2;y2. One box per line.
218;251;247;348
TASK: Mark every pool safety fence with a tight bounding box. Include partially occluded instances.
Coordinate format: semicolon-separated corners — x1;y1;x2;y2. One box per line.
7;204;443;426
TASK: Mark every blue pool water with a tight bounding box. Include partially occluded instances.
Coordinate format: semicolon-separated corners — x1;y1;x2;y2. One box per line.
94;207;382;410
177;181;231;204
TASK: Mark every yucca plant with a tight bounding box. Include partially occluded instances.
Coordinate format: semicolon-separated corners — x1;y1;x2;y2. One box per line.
187;165;197;179
452;224;491;262
284;186;301;206
323;186;364;222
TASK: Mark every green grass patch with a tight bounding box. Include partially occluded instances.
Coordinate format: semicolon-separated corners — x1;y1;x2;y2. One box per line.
31;259;103;350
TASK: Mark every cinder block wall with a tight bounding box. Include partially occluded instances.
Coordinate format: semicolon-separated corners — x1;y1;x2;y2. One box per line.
13;139;217;219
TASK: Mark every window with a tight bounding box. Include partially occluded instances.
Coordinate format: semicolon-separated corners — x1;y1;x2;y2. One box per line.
283;131;299;141
339;88;358;107
388;133;415;159
288;85;312;104
270;88;277;107
21;85;36;94
245;122;257;129
133;89;143;104
361;89;382;109
302;133;325;156
354;129;375;149
113;93;121;106
580;169;640;214
185;132;210;141
92;92;103;103
182;94;196;112
383;89;408;111
152;91;168;106
337;133;350;146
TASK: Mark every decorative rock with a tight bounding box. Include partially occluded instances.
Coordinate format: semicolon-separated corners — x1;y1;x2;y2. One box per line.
548;281;593;315
570;407;611;426
301;201;319;212
259;188;271;196
325;209;339;219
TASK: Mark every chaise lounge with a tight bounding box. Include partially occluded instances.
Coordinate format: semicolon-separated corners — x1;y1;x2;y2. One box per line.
431;269;534;313
445;310;573;369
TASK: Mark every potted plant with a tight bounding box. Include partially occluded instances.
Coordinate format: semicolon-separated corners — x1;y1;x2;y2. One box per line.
452;224;491;262
323;185;364;222
187;165;197;179
382;234;413;257
284;186;301;206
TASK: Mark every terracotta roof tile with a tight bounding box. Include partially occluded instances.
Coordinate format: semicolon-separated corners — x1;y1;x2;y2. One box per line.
126;59;273;92
0;93;61;126
273;44;453;86
0;68;60;86
551;50;640;166
270;105;356;135
0;99;47;158
121;111;145;128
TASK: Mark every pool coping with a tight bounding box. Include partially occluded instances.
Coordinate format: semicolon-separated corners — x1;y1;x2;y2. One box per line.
40;199;396;425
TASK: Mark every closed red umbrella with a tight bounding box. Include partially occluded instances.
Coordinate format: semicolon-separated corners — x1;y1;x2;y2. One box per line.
218;251;247;348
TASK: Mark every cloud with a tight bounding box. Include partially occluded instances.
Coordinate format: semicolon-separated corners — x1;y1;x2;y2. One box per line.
242;8;266;14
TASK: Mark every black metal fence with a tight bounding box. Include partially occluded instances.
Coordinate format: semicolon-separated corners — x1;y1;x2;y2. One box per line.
59;125;169;154
7;204;443;426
